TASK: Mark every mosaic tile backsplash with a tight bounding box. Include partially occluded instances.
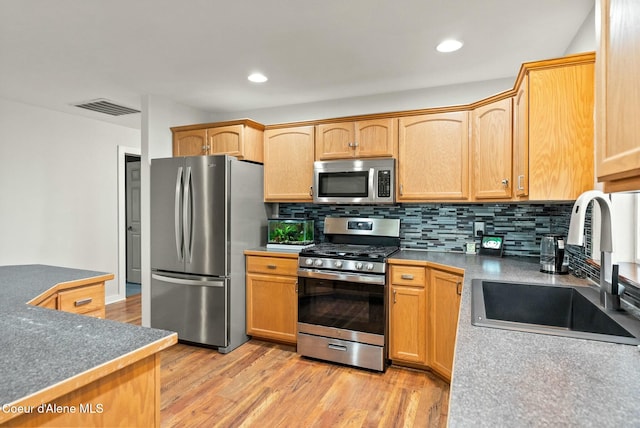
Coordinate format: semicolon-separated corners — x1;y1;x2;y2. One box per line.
278;201;640;308
279;202;573;256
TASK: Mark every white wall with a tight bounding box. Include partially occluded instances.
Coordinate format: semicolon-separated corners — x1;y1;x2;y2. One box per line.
210;77;515;125
564;5;596;55
0;97;140;299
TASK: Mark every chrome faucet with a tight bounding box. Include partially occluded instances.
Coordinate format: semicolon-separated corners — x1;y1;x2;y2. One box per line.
567;190;624;310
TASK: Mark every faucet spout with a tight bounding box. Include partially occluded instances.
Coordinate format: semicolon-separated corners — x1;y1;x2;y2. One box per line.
567;190;622;310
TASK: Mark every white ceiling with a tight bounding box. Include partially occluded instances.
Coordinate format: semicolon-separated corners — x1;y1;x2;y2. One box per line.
0;0;594;128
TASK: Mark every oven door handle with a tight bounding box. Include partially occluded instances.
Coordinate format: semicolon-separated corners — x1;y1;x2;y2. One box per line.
297;268;386;285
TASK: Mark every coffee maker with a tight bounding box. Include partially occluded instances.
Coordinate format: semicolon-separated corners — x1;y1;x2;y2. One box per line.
540;234;569;275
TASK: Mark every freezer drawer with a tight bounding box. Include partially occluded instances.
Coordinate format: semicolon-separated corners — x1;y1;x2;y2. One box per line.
151;273;227;347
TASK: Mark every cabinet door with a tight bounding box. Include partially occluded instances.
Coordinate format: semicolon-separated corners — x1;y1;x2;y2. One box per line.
596;0;640;191
264;126;315;201
246;273;297;344
429;270;462;381
173;129;208;157
315;122;355;160
528;63;594;200
389;284;427;365
472;98;513;199
207;125;244;158
513;75;529;197
398;112;469;201
355;118;397;158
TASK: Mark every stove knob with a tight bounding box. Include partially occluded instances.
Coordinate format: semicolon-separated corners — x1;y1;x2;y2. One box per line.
305;258;314;266
334;261;343;268
314;259;323;267
366;263;374;271
355;262;363;270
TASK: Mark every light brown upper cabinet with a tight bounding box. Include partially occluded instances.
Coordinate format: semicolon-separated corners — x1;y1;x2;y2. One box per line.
596;0;640;192
264;125;315;202
398;112;469;201
514;54;595;200
513;75;529;198
315;118;397;160
173;129;207;157
471;97;513;200
171;120;264;163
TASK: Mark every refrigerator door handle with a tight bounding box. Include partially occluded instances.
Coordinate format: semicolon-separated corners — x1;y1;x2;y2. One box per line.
183;166;193;263
174;166;184;261
152;273;225;287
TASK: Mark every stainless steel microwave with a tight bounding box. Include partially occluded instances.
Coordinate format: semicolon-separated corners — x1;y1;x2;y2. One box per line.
313;158;395;204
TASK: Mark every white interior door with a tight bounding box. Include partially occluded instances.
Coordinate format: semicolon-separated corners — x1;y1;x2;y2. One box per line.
126;160;142;283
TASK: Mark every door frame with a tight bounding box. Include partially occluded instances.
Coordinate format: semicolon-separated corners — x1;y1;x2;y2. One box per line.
116;145;141;303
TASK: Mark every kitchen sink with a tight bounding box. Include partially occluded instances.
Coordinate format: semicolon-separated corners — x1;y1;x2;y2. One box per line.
471;280;640;345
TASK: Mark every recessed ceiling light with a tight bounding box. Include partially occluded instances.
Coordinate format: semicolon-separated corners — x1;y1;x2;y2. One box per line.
248;72;268;83
436;39;463;53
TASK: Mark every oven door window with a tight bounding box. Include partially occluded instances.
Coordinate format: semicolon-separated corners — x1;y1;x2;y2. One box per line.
298;277;384;335
317;171;369;198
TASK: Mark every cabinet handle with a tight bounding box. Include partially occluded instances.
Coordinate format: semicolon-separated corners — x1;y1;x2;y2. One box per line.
401;274;414;280
74;297;93;307
393;289;397;304
295;281;298;294
309;186;313;197
328;343;348;352
456;281;462;296
267;264;277;269
517;175;525;191
399;184;404;196
501;178;509;187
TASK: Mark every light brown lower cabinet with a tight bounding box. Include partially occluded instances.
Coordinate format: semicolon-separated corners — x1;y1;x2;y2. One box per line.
388;261;463;382
31;281;106;319
245;253;298;344
428;269;462;380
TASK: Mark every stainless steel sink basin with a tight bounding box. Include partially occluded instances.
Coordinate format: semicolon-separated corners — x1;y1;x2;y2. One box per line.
471;280;640;345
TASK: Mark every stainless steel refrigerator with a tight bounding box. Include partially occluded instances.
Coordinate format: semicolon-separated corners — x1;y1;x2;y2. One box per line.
150;155;267;353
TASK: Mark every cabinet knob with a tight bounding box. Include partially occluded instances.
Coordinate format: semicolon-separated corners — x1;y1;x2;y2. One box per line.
501;178;509;187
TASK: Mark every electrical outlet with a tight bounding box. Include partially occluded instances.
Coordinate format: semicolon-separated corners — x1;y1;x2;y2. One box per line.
474;221;485;237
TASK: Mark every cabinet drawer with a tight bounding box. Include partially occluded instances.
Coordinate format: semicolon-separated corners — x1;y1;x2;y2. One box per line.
58;283;105;315
246;256;298;276
390;265;426;287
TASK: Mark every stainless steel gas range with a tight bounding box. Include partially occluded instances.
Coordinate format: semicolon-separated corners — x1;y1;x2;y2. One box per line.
297;217;400;371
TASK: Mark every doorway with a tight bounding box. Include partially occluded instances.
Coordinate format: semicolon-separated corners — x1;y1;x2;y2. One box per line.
117;146;141;302
125;154;142;295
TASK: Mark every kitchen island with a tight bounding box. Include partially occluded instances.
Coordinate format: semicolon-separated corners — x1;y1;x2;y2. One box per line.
390;251;640;427
0;264;177;427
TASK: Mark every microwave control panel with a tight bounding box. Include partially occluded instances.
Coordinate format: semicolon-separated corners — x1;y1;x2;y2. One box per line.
377;170;391;197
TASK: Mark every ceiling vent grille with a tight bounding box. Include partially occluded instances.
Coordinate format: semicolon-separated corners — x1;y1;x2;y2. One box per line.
73;98;140;116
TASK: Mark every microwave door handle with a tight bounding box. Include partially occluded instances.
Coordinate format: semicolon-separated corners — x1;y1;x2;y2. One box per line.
369;168;376;199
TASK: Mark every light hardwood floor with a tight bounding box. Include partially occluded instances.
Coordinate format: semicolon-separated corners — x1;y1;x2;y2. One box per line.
106;294;450;427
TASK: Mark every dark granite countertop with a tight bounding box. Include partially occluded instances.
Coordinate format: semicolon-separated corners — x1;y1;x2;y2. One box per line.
0;264;176;408
390;250;640;427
